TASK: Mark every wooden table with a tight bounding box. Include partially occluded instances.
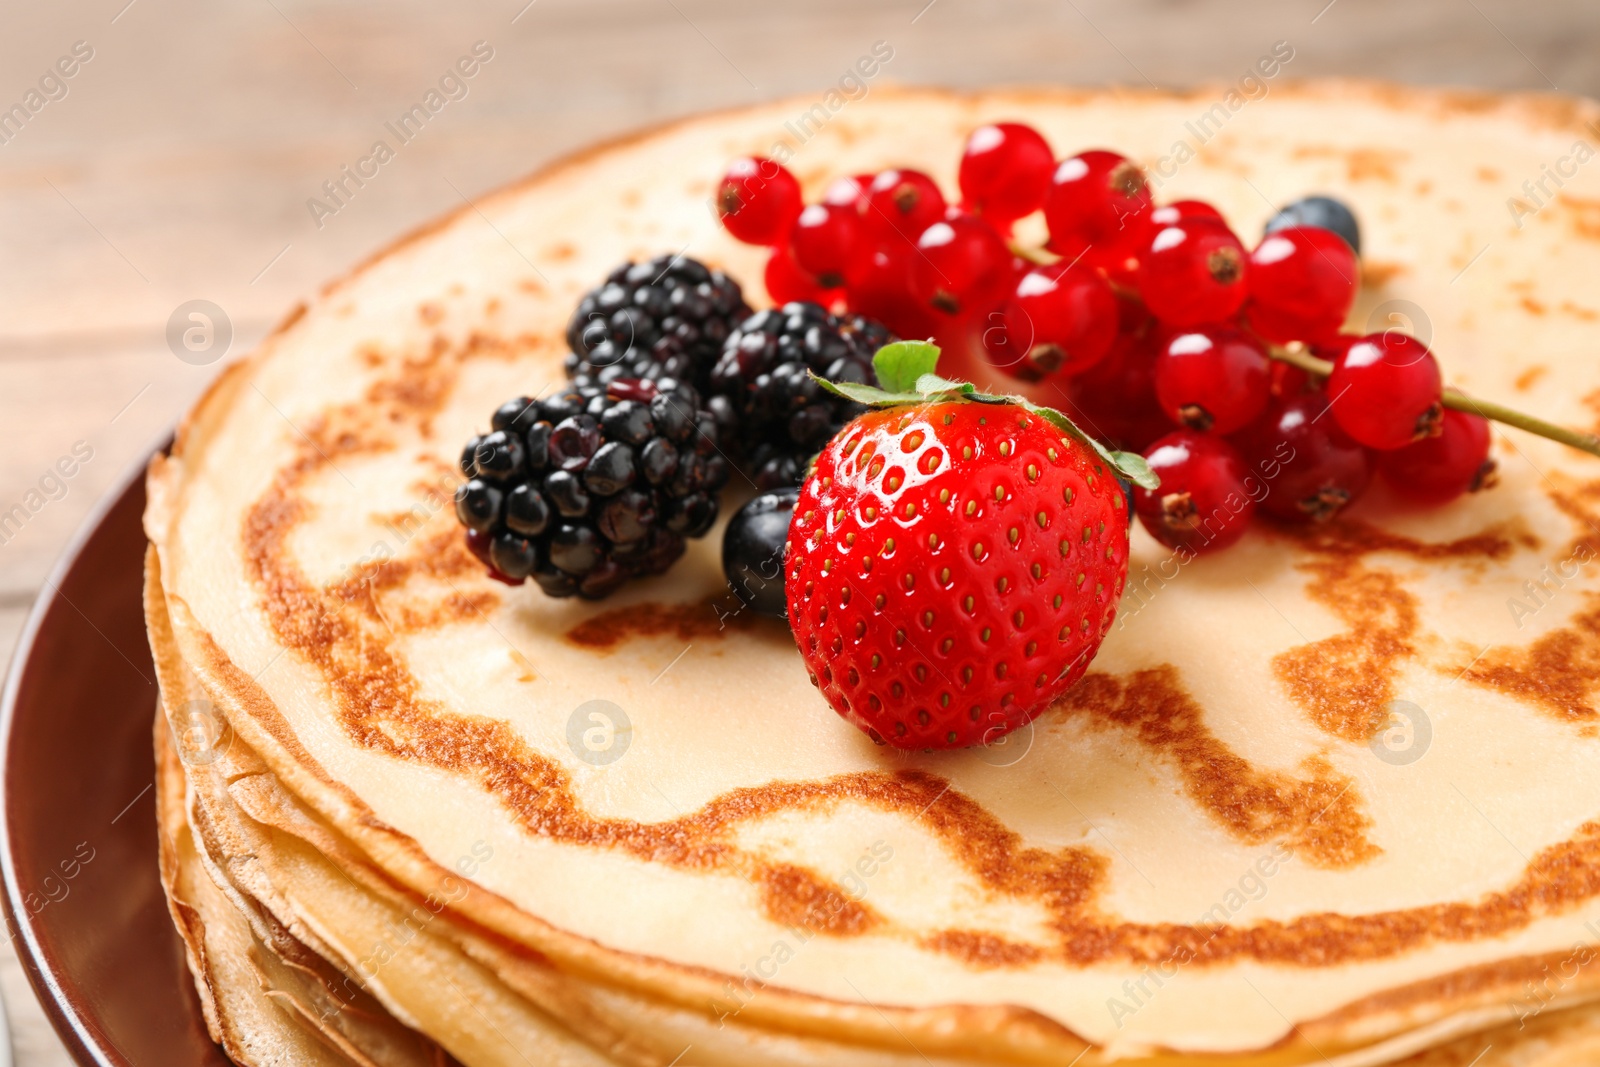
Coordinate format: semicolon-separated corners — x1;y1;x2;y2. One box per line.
2;0;1597;1061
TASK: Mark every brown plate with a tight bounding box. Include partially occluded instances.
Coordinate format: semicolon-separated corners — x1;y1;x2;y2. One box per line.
0;446;227;1066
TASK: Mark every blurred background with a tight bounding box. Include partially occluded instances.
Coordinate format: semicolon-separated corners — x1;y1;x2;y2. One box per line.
0;1;1596;1061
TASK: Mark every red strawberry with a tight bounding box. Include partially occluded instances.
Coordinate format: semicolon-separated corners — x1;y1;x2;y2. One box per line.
786;378;1136;749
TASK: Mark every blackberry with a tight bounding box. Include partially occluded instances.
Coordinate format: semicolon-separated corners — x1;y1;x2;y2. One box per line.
456;379;729;599
565;255;750;395
710;302;894;489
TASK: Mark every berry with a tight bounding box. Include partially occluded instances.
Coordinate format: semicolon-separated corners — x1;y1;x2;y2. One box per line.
717;157;802;246
845;243;934;340
710;302;894;489
1150;200;1223;226
1153;327;1271;434
1245;226;1359;344
565;256;750;393
823;173;872;210
764;246;836;307
789;202;861;289
1043;150;1153;255
787;401;1130;749
1327;332;1444;450
1379;409;1498;504
981;263;1118;382
1139;218;1249;327
1134;431;1256;553
861;169;946;244
959;122;1055;226
1264;195;1361;256
455;381;729;597
1233;392;1374;523
911;214;1011;315
723;487;798;617
1056;320;1173;453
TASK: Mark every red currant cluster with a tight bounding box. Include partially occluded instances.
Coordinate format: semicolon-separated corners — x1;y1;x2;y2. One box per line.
716;124;1500;556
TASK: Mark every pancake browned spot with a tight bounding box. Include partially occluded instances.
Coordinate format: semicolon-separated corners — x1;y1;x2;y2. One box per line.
1273;521;1524;743
1559;194;1600;241
756;863;880;937
1275;554;1420;743
1065;669;1379;869
922;931;1043;969
1291;144;1408;183
1453;481;1600;723
565;599;763;649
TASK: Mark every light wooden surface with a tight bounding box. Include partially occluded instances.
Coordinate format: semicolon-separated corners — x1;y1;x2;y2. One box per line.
3;0;1600;1062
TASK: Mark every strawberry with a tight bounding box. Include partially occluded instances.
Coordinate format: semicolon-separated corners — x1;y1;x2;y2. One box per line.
785;341;1154;749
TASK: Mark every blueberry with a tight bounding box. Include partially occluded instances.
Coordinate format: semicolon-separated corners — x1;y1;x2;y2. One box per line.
1264;195;1361;256
722;488;797;619
1115;474;1135;527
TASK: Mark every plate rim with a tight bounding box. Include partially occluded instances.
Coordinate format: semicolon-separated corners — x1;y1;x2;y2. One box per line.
0;437;171;1067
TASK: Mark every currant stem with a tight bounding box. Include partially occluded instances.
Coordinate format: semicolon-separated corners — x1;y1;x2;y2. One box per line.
1267;345;1600;459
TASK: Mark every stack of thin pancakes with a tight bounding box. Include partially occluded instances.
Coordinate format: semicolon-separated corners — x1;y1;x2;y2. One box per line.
145;84;1600;1066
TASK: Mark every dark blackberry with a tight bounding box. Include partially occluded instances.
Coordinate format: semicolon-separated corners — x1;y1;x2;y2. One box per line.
565;255;751;395
456;379;729;599
710;302;893;489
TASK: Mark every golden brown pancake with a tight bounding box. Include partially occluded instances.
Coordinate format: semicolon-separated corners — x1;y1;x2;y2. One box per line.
145;83;1600;1064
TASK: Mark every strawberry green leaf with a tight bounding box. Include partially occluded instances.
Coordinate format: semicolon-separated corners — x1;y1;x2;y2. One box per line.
871;340;941;394
914;373;976;398
812;375;926;407
1016;398;1159;490
813;341;1161;491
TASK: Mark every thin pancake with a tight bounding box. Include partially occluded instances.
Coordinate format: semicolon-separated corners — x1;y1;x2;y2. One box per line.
146;83;1600;1062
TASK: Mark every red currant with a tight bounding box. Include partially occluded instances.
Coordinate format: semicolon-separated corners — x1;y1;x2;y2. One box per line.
1233;392;1375;523
1327;332;1443;450
1150;200;1224;226
959;122;1055;227
1244;226;1359;344
981;262;1117;381
1379;409;1497;504
1139;218;1249;327
789;202;860;289
862;169;946;244
824;173;872;209
1043;150;1153;255
1057;322;1175;452
1270;360;1314;399
911;214;1011;315
764;246;835;306
1153;327;1271;434
1135;431;1257;553
717;157;801;246
846;244;935;340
